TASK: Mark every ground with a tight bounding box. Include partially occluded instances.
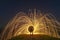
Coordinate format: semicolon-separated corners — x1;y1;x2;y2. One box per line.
10;34;60;40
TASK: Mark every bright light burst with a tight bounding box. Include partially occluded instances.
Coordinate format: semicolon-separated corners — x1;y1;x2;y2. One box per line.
1;9;60;40
14;10;47;36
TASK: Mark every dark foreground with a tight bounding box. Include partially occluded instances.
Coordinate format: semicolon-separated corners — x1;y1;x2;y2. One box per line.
10;34;60;40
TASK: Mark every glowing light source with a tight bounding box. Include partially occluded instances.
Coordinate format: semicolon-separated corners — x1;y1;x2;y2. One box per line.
1;9;60;40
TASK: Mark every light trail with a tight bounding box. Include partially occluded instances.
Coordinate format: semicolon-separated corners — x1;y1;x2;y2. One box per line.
1;9;60;40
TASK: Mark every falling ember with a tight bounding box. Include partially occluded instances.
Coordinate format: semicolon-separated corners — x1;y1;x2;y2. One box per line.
1;9;60;40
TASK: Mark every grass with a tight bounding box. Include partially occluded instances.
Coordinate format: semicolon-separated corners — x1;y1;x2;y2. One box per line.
10;34;60;40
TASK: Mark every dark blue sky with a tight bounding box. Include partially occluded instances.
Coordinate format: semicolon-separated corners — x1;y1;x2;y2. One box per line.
0;0;60;33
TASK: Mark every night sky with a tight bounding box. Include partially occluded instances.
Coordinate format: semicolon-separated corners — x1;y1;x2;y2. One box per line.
0;0;60;33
